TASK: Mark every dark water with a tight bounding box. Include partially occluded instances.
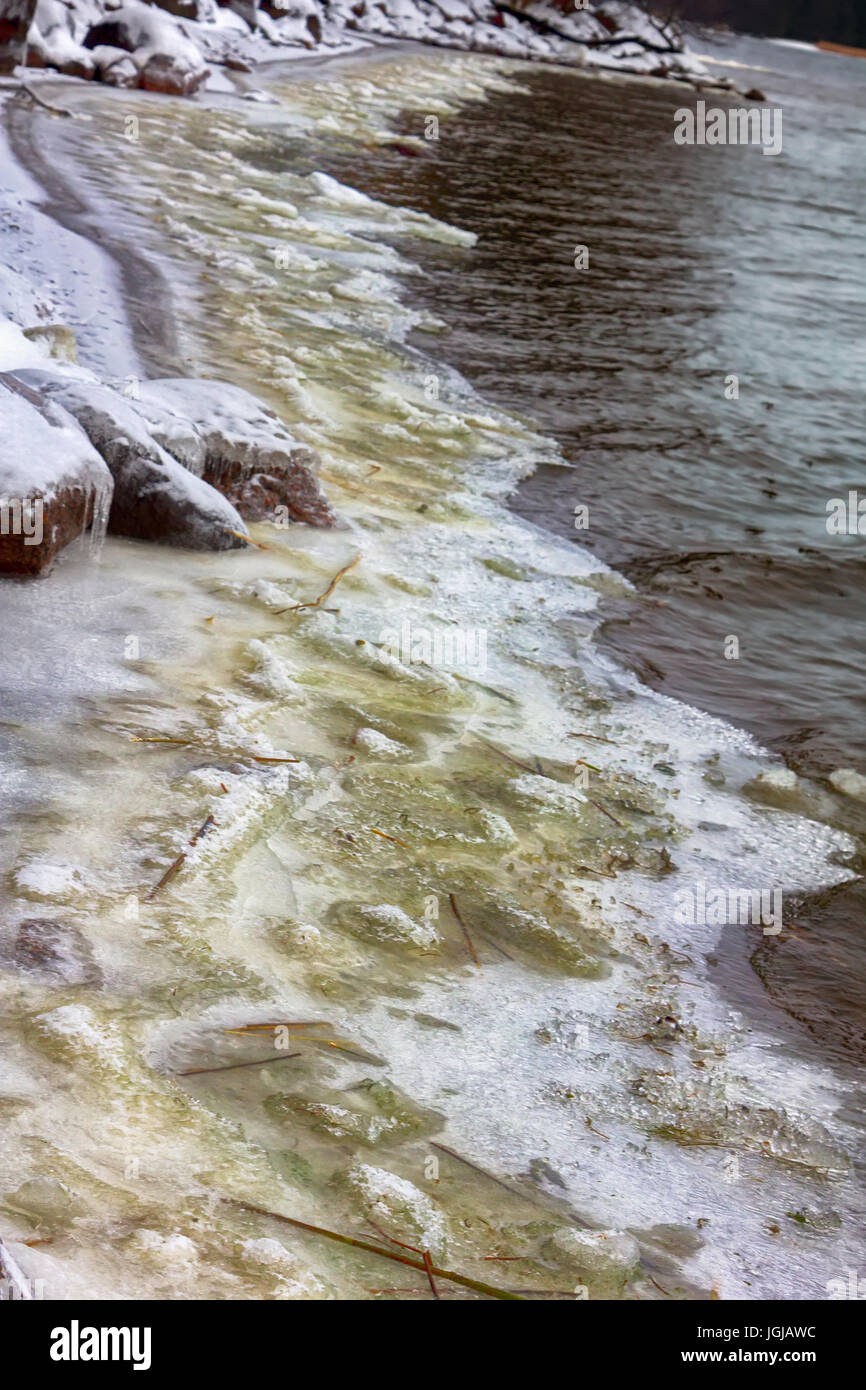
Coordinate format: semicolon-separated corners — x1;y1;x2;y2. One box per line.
317;37;866;779
304;37;866;1067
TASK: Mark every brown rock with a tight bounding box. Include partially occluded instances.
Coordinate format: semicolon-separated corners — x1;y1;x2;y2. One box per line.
0;483;98;575
16;370;249;551
0;373;113;577
139;52;209;96
201;460;331;524
135;378;338;528
0;0;38;74
12;918;102;986
101;55;140;87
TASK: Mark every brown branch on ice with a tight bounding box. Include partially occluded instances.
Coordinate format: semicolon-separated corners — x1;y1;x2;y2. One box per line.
448;892;481;969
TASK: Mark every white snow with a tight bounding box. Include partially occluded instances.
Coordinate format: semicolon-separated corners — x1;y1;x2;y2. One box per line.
20;0;714;90
0;318;49;371
0;385;113;503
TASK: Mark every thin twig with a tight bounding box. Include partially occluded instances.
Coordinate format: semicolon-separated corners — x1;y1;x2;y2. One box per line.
449;893;481;969
189;814;217;845
474;734;549;779
284;554;360;613
649;1275;673;1297
227;1201;523;1301
423;1250;440;1300
585;1117;611;1141
129;736;192;745
471;927;515;962
223;1022;329;1034
430;1143;541;1205
370;828;410;848
19;84;73;118
129;735;298;764
587;798;625;828
179;1053;301;1077
144;852;186;901
222;526;269;550
575;864;616;880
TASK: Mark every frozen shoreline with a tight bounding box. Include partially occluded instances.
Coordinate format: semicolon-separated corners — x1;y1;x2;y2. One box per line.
14;1;729;100
0;46;863;1302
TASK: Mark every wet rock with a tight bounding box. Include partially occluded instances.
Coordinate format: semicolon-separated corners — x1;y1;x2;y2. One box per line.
100;52;138;85
139;51;209;96
267;1077;442;1147
135;378;337;527
744;87;767;102
328;900;439;952
88;42;139;83
15;369;249;551
2;1176;85;1232
828;768;866;802
27;44;95;78
0;373;112;576
353;727;412;760
82;2;210;95
0;0;38;75
26;0;98;78
8;917;102;987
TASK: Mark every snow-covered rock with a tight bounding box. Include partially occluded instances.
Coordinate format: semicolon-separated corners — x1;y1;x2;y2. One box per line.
12;365;335;556
24;0;210;91
135;377;336;527
4;0;715;96
0;0;39;73
346;1163;449;1256
16;367;250;551
0;372;112;575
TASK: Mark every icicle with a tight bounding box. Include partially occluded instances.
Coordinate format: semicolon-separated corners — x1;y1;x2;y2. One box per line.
80;478;113;560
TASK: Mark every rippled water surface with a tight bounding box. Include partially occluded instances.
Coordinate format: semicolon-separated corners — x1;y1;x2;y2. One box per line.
308;36;866;1069
314;37;866;776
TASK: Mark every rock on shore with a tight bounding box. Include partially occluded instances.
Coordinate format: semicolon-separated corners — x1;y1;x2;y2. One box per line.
0;0;715;96
18;368;251;553
0;373;112;576
0;235;336;575
134;378;337;527
8;366;336;567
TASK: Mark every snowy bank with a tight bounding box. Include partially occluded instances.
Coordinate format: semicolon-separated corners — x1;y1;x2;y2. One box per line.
1;1;723;95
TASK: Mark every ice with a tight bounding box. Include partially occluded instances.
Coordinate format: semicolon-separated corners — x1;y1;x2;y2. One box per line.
346;1163;448;1257
0;41;859;1303
0;382;112;505
13;862;85;898
829;768;866;802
